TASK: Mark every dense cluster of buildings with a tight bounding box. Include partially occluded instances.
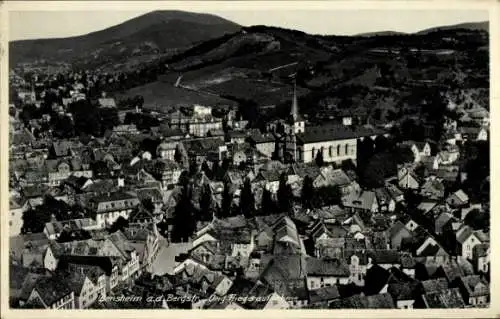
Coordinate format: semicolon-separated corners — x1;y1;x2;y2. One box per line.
8;69;490;309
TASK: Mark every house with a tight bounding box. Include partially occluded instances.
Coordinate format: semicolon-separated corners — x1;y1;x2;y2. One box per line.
367;250;401;270
434;259;475;285
388;221;413;250
123;225;161;273
456;275;489;306
418;288;465;308
98;97;116;108
43;219;99;240
400;253;416;278
248;133;276;158
156;141;182;161
149;159;182;189
415;236;449;258
308;285;341;307
227;130;247;144
21;242;58;271
374;187;396;212
459;125;488;141
329;293;395;309
436;149;460;166
87;191;140;228
192;227;255;258
420;278;449;295
272;216;302;249
342;190;378;214
388;281;419;309
185;138;228;163
346;252;369;286
434;212;454;236
253;169;283;194
420;177;445;200
260;255;307;297
311;167;358;196
385;183;405;203
306;257;350;289
65;271;101;309
22;274;75;309
397;166;420;190
446;190;469;208
472;243;490;274
402;141;432;163
62;256;120;296
456;226;489;260
363;264;391;295
9;196;29;237
222;277;290;309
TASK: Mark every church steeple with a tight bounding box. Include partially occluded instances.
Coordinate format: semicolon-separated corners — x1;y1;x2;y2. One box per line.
290;79;298;123
289;77;298;163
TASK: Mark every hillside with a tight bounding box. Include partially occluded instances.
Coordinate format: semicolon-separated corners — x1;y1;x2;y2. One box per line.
10;13;489;128
9;10;241;68
417;21;488;34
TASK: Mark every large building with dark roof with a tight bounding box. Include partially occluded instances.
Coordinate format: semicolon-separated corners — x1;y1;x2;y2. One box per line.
296;124;385;164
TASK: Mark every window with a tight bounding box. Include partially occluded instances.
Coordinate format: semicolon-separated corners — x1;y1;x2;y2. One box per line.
312;148;316;158
329;146;333;157
337;145;341;156
345;144;349;155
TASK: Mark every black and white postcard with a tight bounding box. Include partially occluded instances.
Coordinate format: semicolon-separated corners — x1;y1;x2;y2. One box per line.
1;1;498;318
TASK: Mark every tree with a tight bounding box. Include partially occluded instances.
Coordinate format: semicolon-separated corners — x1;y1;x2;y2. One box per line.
99;107;120;132
70;100;102;137
201;161;212;179
260;189;275;215
315;149;325;167
171;185;196;242
199;184;214;221
140;138;161;159
277;173;293;214
312;185;342;208
394;145;415;164
108;216;129;233
174;145;188;167
240;179;255;218
464;209;489;231
21;208;51;234
220;182;233;218
361;152;397;188
301;175;314;209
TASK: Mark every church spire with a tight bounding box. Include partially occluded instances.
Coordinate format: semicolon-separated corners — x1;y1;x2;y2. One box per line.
291;78;298;122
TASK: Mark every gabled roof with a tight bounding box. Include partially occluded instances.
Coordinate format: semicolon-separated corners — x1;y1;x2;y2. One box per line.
306;257;350;277
447;189;469;204
309;285;341;303
460;275;489;297
29;274;73;306
367;250;401;265
342;191;377;211
422;288;465;308
421;278;448;294
388;221;411;240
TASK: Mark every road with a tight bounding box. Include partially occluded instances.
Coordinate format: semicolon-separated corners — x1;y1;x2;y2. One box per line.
151;238;192;276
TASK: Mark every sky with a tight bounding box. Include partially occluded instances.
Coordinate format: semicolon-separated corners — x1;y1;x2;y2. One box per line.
9;9;489;41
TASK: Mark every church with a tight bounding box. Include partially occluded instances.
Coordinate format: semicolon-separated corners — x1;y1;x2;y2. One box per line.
276;83;387;165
